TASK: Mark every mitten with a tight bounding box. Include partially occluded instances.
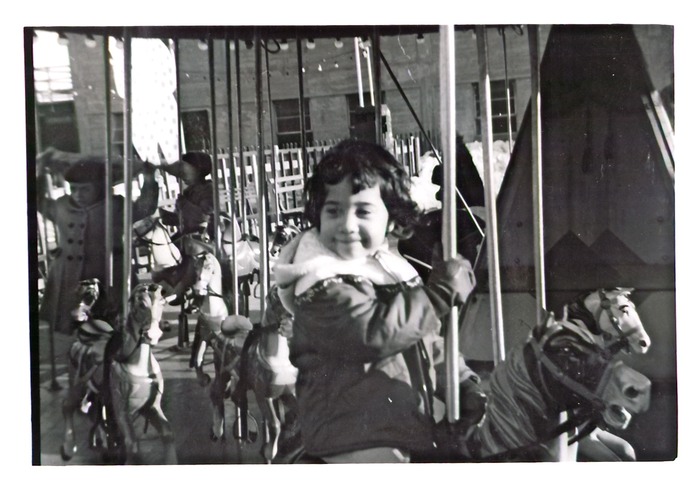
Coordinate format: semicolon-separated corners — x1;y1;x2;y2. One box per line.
424;243;476;316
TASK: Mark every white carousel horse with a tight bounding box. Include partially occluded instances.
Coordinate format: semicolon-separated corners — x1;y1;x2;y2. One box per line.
108;283;177;464
232;284;299;463
563;287;651;355
433;291;652;463
132;215;182;273
560;287;651;460
188;250;230;386
61;279;120;462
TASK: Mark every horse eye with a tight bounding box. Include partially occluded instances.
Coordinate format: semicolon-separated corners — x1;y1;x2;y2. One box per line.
624;387;640;399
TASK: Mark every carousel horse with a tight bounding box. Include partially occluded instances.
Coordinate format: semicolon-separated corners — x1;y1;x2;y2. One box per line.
560;287;651;460
133;215;195;302
61;279;121;462
563;288;651;355
108;283;177;464
206;314;254;442
434;306;652;462
188;249;230;386
269;223;301;258
232;285;300;463
219;214;261;316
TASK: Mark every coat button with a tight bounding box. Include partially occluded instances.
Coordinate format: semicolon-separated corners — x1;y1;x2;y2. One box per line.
68;223;74;228
67;255;73;261
67;238;74;244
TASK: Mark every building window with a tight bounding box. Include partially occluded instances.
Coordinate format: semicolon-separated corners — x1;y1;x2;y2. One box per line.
37;101;80;152
347;92;386;142
274;99;312;148
473;79;517;140
181;110;211;151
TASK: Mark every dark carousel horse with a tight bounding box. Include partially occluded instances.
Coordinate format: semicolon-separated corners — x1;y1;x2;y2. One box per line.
232;284;300;463
60;279;121;463
205;314;254;442
431;292;651;462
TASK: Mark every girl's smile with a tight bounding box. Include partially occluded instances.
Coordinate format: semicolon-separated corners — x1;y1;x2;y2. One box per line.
318;178;390;260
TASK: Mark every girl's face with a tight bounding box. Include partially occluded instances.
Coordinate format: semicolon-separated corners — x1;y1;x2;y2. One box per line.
318;178;390;260
181;162;202;186
69;182;102;208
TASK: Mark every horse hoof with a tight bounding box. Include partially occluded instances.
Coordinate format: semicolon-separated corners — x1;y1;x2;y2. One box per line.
210;428;225;442
197;373;211;387
60;444;76;461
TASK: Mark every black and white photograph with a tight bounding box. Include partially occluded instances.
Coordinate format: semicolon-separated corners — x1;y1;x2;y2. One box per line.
6;1;685;488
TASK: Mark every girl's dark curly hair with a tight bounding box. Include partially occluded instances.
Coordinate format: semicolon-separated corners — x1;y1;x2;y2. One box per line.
304;139;421;239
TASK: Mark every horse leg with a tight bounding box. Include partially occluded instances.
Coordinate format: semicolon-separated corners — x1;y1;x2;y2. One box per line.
109;368;142;464
142;402;178;465
209;361;232;441
60;379;84;460
194;339;211;386
257;390;282;463
577;428;636;461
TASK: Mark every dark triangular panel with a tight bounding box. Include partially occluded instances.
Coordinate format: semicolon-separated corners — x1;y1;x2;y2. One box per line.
473;25;675;295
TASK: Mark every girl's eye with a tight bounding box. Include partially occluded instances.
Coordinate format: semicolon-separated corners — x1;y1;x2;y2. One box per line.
324;207;340;217
356;209;371;217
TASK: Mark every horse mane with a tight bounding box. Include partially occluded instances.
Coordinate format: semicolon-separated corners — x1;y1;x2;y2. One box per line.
565;291;601;334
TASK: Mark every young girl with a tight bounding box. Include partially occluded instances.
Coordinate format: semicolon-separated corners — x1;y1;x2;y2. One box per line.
273;139;477;463
38;158;159;334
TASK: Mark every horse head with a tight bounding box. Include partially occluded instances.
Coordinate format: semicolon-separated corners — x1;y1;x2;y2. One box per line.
566;288;651;355
71;278;102;322
126;283;166;346
529;321;651;431
270;223;301;257
133;216;182;270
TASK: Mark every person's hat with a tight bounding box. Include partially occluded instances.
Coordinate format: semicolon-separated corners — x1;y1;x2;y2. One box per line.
160;151;212;178
64;158;105;183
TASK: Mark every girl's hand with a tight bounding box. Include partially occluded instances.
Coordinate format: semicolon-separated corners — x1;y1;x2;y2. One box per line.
426;243;476;311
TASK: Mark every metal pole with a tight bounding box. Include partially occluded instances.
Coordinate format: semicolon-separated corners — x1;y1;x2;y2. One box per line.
372;28;382;145
103;35;113;290
208;34;222;257
254;30;269;318
528;26;546;322
439;25;460;423
528;25;563;461
354;37;364;107
235;36;248;235
122;29;133;320
264;39;279;228
476;26;505;364
226;34;239;315
296;35;309;186
500;28;514;152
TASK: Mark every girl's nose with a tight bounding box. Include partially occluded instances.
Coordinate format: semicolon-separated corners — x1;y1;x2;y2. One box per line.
341;210;358;232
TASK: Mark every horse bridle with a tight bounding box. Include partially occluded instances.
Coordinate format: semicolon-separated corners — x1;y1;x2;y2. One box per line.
592;289;635;353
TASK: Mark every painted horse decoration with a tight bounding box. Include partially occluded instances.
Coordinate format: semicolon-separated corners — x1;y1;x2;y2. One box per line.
431;288;651;462
61;279;121;462
108;283;177;464
232;284;300;463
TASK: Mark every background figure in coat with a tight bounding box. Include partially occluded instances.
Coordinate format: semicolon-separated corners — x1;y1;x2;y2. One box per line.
38;157;159;334
399;134;486;281
158;151;215;244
